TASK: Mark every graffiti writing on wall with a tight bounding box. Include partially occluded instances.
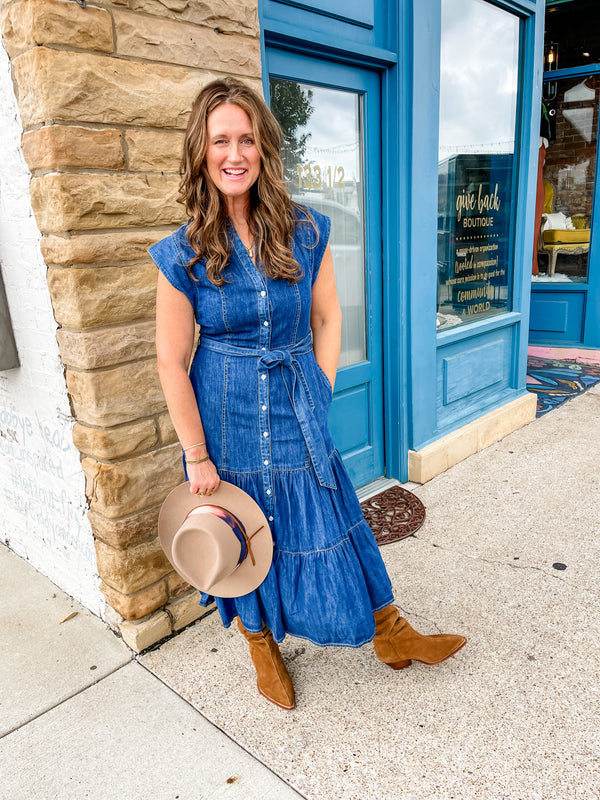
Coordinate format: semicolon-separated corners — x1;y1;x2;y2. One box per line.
0;403;95;565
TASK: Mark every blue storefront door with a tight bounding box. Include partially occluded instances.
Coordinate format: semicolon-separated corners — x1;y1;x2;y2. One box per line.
267;50;384;487
530;67;600;348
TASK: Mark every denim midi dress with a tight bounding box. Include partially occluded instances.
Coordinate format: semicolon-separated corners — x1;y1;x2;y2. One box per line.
149;207;394;647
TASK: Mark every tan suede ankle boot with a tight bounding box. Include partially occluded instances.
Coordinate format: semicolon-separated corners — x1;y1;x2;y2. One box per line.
237;618;295;710
373;605;466;669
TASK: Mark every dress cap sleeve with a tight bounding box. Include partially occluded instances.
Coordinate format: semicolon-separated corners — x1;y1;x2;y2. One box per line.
148;225;195;300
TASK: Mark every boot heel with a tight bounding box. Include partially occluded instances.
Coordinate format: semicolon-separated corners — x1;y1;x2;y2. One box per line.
386;659;412;670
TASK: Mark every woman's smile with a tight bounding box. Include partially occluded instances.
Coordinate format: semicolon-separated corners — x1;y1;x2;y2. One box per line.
205;103;261;209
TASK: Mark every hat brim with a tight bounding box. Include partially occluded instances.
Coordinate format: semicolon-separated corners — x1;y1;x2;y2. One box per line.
158;481;273;598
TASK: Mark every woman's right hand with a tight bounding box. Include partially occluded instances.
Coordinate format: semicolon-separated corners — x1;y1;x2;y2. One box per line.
187;458;220;497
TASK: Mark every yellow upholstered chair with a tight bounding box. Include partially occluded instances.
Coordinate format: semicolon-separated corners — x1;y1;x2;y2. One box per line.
539;180;590;277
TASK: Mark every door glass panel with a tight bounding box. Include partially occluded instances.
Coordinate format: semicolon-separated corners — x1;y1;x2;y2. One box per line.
436;0;520;331
269;78;366;367
535;74;598;283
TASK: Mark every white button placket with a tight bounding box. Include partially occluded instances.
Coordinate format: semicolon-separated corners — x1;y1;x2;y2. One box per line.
258;284;274;519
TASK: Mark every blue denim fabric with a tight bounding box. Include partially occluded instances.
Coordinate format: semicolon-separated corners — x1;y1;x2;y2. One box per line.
149;207;394;647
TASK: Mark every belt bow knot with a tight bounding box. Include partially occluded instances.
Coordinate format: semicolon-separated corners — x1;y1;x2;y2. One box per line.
259;350;293;369
200;333;336;490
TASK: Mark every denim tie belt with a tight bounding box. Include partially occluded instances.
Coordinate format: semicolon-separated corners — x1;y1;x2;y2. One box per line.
200;332;336;490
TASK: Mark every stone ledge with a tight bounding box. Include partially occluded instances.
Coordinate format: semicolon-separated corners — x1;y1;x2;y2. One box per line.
119;609;172;651
118;599;211;652
408;392;538;484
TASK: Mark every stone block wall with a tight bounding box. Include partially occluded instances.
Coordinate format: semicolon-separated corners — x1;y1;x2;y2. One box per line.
1;0;261;650
0;38;100;613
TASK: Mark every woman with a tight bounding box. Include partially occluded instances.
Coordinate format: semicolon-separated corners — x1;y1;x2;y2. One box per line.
151;77;466;710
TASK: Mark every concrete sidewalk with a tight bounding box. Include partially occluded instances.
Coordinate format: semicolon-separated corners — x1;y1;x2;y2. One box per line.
2;383;599;799
0;542;303;799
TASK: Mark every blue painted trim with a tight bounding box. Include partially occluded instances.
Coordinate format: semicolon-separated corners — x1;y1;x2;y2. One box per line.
488;0;536;14
582;117;600;347
263;23;398;67
259;1;270;99
267;46;385;84
513;5;545;385
531;282;591;293
270;0;374;29
529;335;588;346
407;0;440;451
529;341;600;351
543;64;600;81
381;0;409;483
437;312;524;346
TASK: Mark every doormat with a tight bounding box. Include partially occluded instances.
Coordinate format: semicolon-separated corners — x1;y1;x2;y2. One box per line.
526;355;600;417
361;485;426;546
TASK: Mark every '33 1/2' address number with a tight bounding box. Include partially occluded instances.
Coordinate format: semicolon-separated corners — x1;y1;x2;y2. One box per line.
296;164;345;190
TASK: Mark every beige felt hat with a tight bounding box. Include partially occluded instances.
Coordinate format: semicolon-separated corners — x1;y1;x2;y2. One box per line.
158;481;273;598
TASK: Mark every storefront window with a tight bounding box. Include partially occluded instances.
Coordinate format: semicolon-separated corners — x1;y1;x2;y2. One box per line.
436;0;520;331
269;78;367;367
535;75;598;283
544;0;600;71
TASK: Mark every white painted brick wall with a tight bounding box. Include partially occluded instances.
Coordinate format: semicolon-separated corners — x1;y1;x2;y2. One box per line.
0;40;103;616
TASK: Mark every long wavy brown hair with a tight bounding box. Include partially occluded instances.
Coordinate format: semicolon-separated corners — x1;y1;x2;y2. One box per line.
179;77;311;285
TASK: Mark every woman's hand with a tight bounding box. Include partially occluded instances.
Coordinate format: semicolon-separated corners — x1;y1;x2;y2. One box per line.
187;458;220;497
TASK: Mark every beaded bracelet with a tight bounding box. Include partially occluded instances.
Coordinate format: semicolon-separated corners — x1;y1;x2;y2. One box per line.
183;441;206;452
185;454;211;465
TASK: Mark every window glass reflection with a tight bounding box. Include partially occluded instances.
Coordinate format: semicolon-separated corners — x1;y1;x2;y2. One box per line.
535;75;598;284
437;0;519;331
270;78;367;367
544;0;600;71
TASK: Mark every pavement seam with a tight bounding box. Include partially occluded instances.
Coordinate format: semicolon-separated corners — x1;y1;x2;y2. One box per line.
0;659;134;741
411;534;599;600
135;659;309;800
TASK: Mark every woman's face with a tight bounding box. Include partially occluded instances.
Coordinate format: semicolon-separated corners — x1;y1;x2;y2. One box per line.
205;103;261;211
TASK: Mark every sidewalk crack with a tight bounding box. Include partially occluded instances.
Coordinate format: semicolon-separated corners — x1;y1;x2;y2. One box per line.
411;533;598;597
